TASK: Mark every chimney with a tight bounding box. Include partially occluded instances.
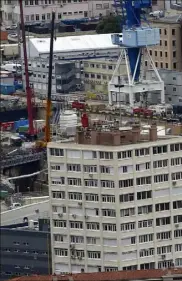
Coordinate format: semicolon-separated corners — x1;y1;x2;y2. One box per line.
132;123;140;143
149;122;157;141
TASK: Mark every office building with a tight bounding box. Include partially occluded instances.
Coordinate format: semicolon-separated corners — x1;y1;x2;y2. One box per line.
83;58;127;96
1;0;113;26
146;69;182;105
0;219;51;280
145;15;182;72
47;123;182;274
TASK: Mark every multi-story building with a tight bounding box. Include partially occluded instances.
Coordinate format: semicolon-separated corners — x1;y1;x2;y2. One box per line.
145;15;182;72
48;123;182;274
0;219;51;280
1;0;113;26
146;69;182;105
83;58;127;96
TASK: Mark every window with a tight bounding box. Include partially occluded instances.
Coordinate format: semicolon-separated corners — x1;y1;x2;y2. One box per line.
102;195;115;203
166;63;168;68
138;219;153;228
173;200;182;209
173;63;177;69
99;152;113;159
120;208;135;217
121;222;135;231
119;179;133;188
153;159;168;168
105;267;118;272
153;145;167;154
68;178;82;186
175;244;182;252
70;221;83;229
165;41;167;46
138;205;152;215
84;179;98;187
155;62;158;67
149;50;152;55
75;250;84;258
172;40;176;47
157;245;172;255
172;172;182;181
174;215;182;224
70;236;84;244
172;29;175;36
84;165;97;173
100;166;113;174
51;178;65;185
52;191;65;199
101;180;115;188
170;143;182;152
55;248;68;256
102;209;116;217
118;150;132;159
50;148;64;156
42;14;45;20
157;231;171;240
156;217;171;226
88;251;101;259
136;162;150;171
54;234;63;242
67;164;81;172
160;51;162;57
120;193;134;203
174;229;182;238
86;222;100;230
139;234;153;243
136;176;151;186
68;192;82;201
85;193;99;202
155;202;170;212
155;51;157;56
47;13;50;20
103;223;116;232
137;191;152;200
145;61;148;67
87;237;97;245
140;248;154;257
158;260;173;269
154;174;169;183
58;13;62;19
54;220;66;228
36;14;39;20
173;51;176;58
135;148;150;156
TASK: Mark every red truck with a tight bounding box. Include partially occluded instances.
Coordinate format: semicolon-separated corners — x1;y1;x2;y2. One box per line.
133;107;153;117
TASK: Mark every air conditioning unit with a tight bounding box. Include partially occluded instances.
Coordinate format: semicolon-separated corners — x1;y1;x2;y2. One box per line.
78;202;82;206
71;255;76;259
70;244;75;249
78;256;82;260
89;173;93;178
161;254;166;260
172;181;177;186
58;213;63;217
72;214;77;219
175;223;179;228
85;215;89;219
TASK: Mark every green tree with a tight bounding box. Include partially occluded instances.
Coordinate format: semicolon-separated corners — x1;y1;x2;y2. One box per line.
96;15;121;34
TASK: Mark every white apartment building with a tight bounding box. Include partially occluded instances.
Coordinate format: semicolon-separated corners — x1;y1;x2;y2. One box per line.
48;124;182;274
2;0;113;25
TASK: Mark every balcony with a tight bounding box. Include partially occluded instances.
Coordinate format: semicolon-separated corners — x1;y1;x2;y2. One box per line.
170;3;182;11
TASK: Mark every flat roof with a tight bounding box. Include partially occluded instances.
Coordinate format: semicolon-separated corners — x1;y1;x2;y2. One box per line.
29;33;118;54
151;14;182;24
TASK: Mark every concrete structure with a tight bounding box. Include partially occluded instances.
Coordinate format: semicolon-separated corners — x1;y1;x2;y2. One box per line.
146;69;182;105
0;220;51;280
48;124;182;274
83;58;127;96
145;15;182;72
1;0;113;26
6;268;182;281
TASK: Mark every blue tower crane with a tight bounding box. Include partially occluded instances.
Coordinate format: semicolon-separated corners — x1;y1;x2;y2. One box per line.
108;0;165;107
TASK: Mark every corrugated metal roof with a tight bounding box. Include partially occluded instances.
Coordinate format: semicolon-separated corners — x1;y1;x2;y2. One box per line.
8;268;182;281
29;33;118;54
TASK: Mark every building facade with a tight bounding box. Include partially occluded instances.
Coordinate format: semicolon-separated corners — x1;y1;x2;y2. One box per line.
47;126;182;274
0;220;51;280
145;16;182;72
146;69;182;105
83;58;127;96
1;0;113;25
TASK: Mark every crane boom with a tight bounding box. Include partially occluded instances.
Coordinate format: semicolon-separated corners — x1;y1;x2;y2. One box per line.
45;11;56;143
19;0;34;136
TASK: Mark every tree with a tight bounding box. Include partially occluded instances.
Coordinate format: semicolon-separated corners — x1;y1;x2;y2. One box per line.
96;15;121;34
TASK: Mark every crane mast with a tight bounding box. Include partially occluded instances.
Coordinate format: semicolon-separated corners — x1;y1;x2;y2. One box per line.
19;0;34;136
109;0;165;107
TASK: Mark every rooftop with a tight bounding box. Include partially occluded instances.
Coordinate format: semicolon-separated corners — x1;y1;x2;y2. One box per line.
151;14;182;24
29;33;118;54
8;268;182;281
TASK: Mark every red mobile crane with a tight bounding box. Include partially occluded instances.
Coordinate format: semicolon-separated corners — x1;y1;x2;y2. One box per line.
19;0;34;137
